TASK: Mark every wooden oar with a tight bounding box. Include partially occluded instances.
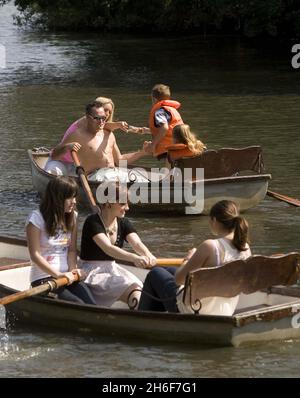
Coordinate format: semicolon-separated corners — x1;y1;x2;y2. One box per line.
120;258;185;268
156;258;184;266
267;190;300;207
0;274;79;306
71;151;99;213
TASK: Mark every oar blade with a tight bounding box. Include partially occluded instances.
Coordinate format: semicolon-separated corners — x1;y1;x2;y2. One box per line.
267;190;300;207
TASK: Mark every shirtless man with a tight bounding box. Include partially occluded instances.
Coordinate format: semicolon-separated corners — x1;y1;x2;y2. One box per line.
45;101;152;180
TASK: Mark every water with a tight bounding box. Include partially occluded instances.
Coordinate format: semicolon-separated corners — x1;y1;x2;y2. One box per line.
0;3;300;377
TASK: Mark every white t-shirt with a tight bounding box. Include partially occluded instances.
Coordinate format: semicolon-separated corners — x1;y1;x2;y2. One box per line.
26;209;74;282
154;108;171;127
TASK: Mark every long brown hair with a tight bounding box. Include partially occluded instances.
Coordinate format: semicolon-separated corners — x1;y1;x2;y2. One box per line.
209;200;249;251
173;124;206;155
40;177;78;236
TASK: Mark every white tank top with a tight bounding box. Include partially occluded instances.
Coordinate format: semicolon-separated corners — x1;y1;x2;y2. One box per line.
177;238;251;316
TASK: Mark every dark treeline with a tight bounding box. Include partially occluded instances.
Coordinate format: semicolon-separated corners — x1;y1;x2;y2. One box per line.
1;0;300;38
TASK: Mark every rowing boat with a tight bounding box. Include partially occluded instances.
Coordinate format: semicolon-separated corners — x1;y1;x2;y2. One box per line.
28;146;271;215
1;235;300;347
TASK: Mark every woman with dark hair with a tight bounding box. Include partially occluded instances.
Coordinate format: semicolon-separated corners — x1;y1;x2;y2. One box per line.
138;200;251;315
80;184;156;308
26;176;96;304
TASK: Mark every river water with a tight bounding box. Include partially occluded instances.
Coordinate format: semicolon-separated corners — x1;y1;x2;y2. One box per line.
0;3;300;378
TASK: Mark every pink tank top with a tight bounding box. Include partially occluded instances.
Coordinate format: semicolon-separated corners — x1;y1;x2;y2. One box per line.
55;121;79;163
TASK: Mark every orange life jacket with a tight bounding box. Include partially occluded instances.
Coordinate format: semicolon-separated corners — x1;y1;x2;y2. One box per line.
149;100;183;157
166;143;197;161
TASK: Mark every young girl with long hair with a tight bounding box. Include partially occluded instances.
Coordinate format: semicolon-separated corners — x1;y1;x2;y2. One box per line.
167;123;206;162
80;184;156;308
26;176;96;304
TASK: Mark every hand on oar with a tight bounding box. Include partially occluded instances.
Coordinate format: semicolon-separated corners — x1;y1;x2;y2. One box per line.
0;273;79;306
267;190;300;207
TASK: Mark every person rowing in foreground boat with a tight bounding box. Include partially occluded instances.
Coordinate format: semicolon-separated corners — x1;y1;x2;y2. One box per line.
26;177;96;304
138;200;251;314
79;183;156;308
166;123;206;163
45;100;152;180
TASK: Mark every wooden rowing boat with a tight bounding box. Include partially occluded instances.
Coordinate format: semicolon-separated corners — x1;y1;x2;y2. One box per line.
1;235;300;347
28;146;271;215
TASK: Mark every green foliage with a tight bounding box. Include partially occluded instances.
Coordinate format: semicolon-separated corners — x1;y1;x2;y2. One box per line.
2;0;300;38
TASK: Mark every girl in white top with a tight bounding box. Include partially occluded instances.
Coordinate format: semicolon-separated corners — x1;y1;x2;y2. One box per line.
26;176;96;305
138;200;251;315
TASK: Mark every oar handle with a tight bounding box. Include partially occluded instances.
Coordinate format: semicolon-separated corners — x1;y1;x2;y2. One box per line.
71;150;98;210
155;258;184;266
0;274;79;306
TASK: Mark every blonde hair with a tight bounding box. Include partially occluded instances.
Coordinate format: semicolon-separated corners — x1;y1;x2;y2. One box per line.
151;84;171;101
95;96;115;122
172;124;206;155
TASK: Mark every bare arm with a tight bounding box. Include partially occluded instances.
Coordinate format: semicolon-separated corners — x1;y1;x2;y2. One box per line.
113;140;152;166
51;139;81;160
105;121;128;132
118;149;148;165
126;232;156;266
26;223;76;282
92;233;149;267
152;124;168;152
175;240;217;285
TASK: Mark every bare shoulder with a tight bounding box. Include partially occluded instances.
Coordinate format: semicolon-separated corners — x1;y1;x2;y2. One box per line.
198;239;216;251
189;239;216;261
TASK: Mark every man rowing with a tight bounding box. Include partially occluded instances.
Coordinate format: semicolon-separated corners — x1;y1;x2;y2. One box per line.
45;100;152;181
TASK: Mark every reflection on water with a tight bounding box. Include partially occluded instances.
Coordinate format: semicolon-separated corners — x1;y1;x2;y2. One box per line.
1;329;300;377
0;2;300;378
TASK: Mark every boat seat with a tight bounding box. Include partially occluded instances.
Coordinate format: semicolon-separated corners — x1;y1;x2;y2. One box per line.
0;257;31;271
184;253;300;314
173;145;264;179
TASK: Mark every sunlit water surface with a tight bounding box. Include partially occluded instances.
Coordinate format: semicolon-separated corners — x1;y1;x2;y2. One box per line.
0;3;299;378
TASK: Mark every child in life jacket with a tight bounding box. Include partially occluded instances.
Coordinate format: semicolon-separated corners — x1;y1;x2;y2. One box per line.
167;123;206;163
